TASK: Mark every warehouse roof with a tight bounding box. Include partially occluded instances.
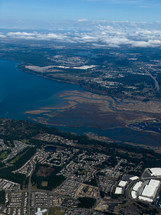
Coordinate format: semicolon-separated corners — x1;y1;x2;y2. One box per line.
141;179;160;198
149;168;161;177
118;180;128;187
115;187;123;194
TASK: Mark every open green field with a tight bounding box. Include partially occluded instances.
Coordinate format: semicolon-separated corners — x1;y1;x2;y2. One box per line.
48;207;66;215
10;148;30;164
0;151;9;160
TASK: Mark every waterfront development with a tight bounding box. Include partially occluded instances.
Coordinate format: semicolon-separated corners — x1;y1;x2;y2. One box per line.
1;0;161;213
0;21;161;215
0;119;160;215
1;59;161;148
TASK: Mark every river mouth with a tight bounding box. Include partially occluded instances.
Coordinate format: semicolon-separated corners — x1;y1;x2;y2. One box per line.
26;90;161;147
1;58;161;147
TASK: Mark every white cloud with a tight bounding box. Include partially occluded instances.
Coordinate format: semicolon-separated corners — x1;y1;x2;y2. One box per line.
7;31;67;41
131;41;150;47
78;19;89;22
37;33;67;40
133;40;161;47
7;32;38;39
2;21;161;48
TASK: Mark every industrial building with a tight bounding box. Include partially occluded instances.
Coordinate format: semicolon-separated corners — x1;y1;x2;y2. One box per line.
131;179;161;203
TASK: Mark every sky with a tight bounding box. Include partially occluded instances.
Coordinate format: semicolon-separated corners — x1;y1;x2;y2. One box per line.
0;0;161;29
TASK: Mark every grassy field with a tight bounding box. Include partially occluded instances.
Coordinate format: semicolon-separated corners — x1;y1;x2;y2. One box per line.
48;207;66;215
0;151;9;160
10;148;30;164
41;181;48;187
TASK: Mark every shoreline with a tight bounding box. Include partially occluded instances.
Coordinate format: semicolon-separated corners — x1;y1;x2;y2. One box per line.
5;61;161;149
18;64;84;89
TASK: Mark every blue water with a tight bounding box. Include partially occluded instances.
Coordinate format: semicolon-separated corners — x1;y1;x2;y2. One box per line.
0;59;83;119
1;59;161;147
57;125;161;146
45;146;57;152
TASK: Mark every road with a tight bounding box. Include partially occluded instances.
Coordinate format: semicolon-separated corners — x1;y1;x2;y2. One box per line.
146;70;160;91
27;158;36;215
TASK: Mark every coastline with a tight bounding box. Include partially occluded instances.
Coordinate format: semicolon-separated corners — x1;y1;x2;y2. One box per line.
0;59;160;147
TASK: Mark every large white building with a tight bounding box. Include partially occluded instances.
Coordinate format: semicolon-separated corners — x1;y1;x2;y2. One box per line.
148;168;161;177
115;187;123;195
131;179;160;203
141;179;160;199
35;208;47;215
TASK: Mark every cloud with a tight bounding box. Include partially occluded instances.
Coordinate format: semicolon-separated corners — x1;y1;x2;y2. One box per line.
7;31;67;41
78;19;89;22
131;40;161;47
2;21;161;48
37;33;67;40
7;32;38;39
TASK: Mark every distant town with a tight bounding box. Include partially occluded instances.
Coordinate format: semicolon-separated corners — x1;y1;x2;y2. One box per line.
0;119;160;215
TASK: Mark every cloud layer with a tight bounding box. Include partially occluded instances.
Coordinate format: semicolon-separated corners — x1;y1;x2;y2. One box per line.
1;21;161;48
